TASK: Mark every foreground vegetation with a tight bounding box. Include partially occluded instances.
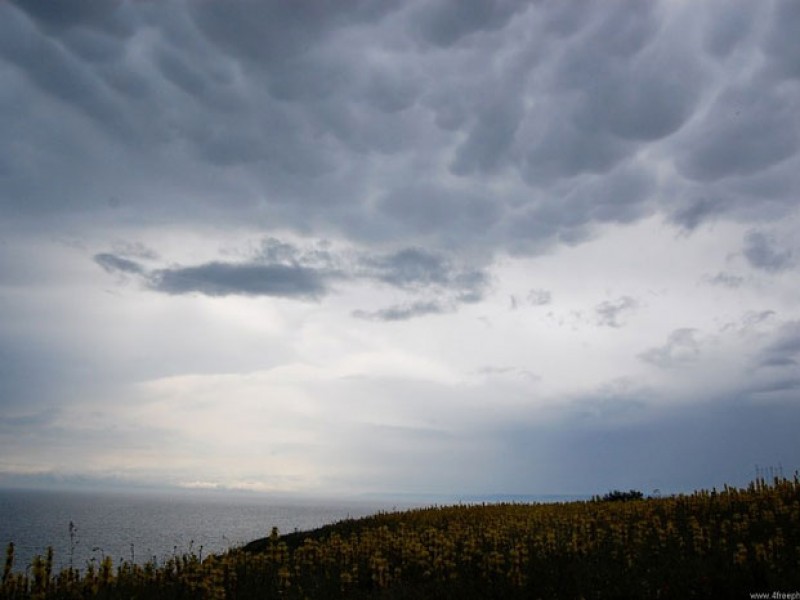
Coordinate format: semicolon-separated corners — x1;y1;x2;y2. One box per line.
2;478;800;599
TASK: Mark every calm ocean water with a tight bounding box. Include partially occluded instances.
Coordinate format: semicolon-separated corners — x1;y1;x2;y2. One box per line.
0;488;414;572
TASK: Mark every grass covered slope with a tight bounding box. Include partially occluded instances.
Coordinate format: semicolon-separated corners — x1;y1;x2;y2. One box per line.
3;478;800;599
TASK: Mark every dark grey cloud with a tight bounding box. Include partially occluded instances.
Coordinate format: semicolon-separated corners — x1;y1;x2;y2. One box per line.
758;321;800;368
574;46;700;145
2;0;799;247
0;328;117;415
500;392;800;494
256;237;337;270
150;262;329;299
0;412;55;445
259;241;493;308
639;329;701;369
375;183;503;242
110;241;159;261
359;247;489;303
703;0;757;58
155;47;209;99
94;252;145;275
749;376;800;396
352;301;447;322
450;98;523;176
743;230;794;273
506;163;657;254
595;296;638;328
363;248;450;288
0;7;136;141
676;86;799;183
0;336;56;413
411;0;527;48
521;113;632;184
763;0;800;81
95;241;489;317
570;394;648;423
9;0;133;37
571;164;656;224
669;196;728;231
549;1;702;153
188;1;393;68
95;249;331;299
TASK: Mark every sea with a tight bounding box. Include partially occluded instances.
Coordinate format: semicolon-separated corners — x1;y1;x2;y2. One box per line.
0;488;420;573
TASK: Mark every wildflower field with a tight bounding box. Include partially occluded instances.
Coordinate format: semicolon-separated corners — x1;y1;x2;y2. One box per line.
2;478;799;599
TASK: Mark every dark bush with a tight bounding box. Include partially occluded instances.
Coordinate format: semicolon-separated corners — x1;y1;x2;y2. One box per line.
600;489;644;502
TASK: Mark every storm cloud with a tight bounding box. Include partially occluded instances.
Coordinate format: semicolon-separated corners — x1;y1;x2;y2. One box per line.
2;0;799;497
1;0;797;245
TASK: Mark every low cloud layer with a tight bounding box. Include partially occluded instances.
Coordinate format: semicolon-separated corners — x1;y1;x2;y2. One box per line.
94;242;489;317
758;322;800;368
151;263;329;299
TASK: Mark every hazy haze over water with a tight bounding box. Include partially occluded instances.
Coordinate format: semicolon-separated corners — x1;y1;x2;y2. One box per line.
0;488;415;572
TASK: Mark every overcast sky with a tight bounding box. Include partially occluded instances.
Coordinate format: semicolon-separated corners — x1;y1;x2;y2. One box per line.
1;0;799;499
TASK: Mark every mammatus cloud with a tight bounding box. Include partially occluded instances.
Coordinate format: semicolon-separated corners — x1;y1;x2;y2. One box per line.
742;230;794;273
595;297;638;328
2;0;799;250
676;87;800;184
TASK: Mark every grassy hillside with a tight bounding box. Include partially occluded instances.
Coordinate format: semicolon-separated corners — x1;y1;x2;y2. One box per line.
2;478;799;599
